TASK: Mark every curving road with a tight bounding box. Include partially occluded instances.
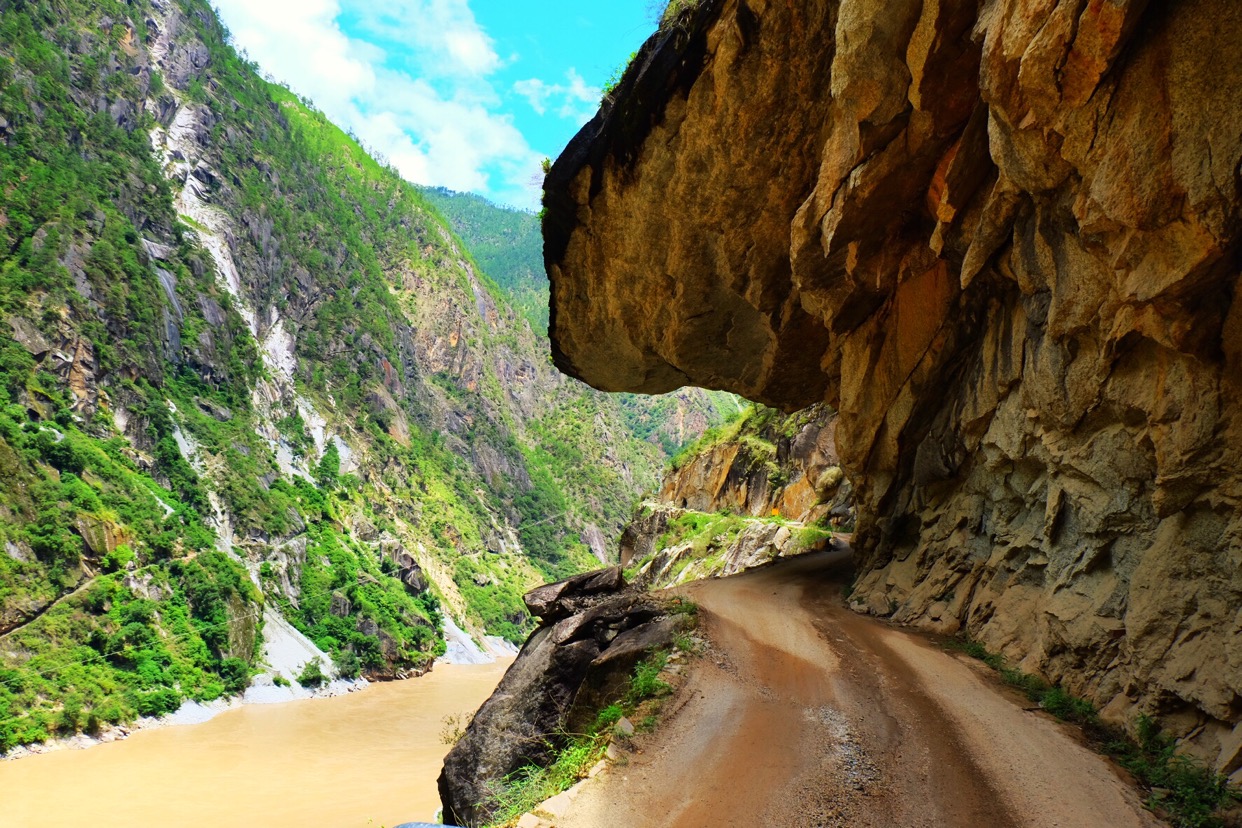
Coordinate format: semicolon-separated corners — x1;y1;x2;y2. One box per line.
556;549;1161;828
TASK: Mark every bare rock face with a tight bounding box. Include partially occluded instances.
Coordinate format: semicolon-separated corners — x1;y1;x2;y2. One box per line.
659;404;851;526
545;0;1242;766
439;570;686;827
523;566;626;622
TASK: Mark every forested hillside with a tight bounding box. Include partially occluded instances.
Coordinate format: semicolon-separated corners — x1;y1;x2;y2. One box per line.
0;0;724;751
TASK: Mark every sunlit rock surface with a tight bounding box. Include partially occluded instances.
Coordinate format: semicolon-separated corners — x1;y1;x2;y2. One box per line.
545;0;1242;770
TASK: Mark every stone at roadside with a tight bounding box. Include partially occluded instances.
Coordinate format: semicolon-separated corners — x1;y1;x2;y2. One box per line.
439;574;687;828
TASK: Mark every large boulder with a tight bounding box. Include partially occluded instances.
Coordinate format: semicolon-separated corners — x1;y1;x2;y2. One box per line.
438;582;687;827
522;566;626;622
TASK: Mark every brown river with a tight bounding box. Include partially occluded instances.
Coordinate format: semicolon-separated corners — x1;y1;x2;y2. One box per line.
0;660;510;828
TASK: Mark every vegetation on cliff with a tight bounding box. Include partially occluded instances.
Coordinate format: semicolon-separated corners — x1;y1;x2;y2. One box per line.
0;0;728;749
620;404;851;589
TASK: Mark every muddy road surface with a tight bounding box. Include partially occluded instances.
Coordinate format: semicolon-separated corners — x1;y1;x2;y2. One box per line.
556;550;1160;828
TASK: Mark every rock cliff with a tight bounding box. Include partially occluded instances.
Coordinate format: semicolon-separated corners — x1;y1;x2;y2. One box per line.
545;0;1242;771
620;404;853;589
439;568;690;827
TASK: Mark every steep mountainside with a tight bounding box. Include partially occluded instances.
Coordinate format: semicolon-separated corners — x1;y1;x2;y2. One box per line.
544;0;1242;772
0;0;715;751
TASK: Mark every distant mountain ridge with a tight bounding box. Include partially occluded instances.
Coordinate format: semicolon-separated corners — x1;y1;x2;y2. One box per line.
421;186;742;457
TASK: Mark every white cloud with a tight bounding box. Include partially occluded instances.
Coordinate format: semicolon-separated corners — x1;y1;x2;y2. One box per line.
345;0;501;79
210;0;542;208
513;78;551;116
514;69;600;123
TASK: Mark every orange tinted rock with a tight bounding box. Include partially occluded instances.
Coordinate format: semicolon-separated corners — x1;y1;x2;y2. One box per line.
545;0;1242;766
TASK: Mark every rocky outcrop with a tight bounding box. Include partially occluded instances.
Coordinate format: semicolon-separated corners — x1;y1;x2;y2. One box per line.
630;508;835;590
545;0;1242;768
438;569;689;827
658;404;852;528
619;406;848;588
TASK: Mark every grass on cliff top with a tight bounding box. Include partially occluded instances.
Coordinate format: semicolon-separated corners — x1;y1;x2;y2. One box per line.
947;637;1238;828
627;510;833;584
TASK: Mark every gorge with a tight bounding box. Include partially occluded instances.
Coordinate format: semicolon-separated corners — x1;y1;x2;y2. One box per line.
3;0;1242;826
0;0;730;759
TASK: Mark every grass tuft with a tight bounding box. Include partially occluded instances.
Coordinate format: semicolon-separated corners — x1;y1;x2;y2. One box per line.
946;637;1238;827
483;649;685;827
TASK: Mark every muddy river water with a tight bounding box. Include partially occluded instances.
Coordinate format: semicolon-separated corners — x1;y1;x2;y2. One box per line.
0;660;510;828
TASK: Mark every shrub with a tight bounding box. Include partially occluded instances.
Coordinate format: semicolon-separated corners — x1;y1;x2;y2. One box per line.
1108;715;1238;828
132;688;182;717
625;650;671;706
297;658;326;688
218;657;251;695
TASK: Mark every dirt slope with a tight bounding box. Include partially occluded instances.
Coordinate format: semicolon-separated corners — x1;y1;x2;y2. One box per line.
556;550;1161;828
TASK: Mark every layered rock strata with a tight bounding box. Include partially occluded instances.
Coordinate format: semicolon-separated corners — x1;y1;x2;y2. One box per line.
544;0;1242;769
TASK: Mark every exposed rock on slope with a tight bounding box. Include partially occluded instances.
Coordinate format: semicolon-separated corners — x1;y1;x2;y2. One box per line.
0;0;728;749
620;404;852;589
656;404;850;525
544;0;1242;769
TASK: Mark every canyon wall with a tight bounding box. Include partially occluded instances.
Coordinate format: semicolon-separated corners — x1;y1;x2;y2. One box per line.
620;404;854;589
544;0;1242;771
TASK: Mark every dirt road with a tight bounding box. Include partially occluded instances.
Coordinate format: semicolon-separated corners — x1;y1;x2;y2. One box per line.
556;549;1161;828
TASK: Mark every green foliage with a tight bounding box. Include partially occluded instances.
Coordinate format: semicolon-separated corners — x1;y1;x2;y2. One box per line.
0;0;749;742
316;442;341;490
660;0;704;28
1108;716;1239;828
946;637;1238;827
669;405;754;470
485;735;609;828
296;658;326;688
484;648;683;828
0;555;259;751
419;187;548;331
659;511;752;557
625;650;672;706
667;596;699;618
452;555;533;645
602;52;637;98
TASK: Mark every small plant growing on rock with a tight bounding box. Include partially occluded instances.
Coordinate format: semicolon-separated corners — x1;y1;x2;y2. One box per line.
440;711;473;746
659;0;703;29
625;650;672;705
667;596;698;617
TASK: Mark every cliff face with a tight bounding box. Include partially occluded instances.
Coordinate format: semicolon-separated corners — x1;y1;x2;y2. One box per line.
620;404;852;589
656;404;850;526
545;0;1242;770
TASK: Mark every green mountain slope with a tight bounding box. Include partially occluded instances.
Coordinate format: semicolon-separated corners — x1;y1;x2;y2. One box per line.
420;187;548;332
0;0;724;751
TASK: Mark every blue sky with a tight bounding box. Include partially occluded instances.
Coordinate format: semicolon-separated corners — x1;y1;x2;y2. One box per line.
211;1;657;210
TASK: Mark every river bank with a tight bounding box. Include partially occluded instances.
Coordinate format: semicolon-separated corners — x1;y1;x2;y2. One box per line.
1;614;516;764
0;658;511;828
